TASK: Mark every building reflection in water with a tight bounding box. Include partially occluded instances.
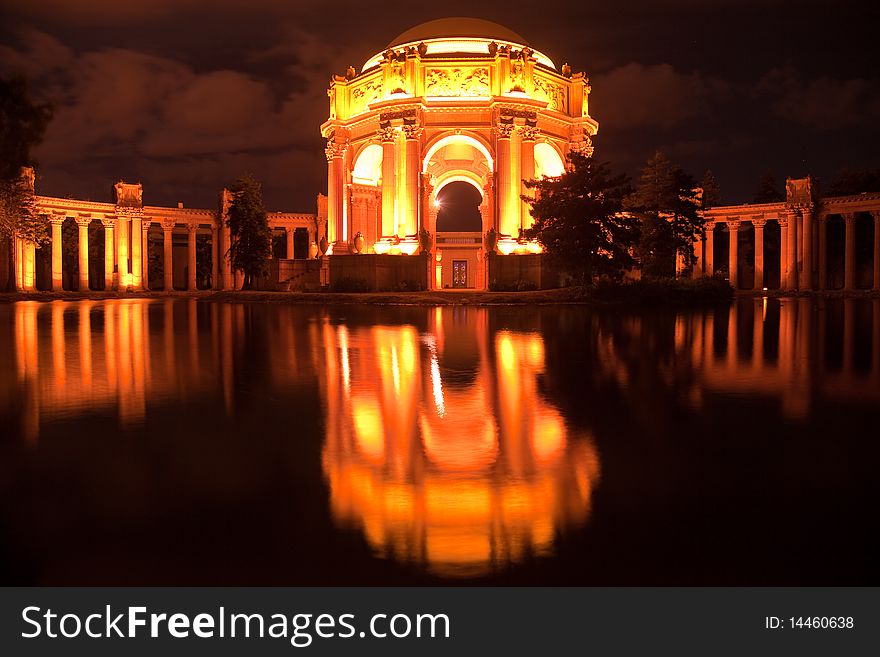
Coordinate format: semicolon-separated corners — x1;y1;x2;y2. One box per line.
676;298;880;419
3;299;229;443
2;297;880;577
317;307;600;577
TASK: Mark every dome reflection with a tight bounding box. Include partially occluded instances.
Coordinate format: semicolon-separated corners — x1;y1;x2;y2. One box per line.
319;308;600;577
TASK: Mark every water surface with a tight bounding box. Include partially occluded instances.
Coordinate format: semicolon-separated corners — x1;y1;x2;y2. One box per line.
1;298;878;584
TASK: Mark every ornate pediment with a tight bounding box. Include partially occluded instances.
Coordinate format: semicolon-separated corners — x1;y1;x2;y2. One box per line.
114;181;143;208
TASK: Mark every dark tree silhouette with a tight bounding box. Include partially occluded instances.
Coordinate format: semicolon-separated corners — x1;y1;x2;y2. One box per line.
522;153;636;284
752;173;784;203
624;151;703;277
226;174;271;289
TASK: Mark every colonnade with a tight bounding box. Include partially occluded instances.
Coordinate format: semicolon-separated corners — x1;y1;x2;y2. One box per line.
700;205;880;292
9;183;319;293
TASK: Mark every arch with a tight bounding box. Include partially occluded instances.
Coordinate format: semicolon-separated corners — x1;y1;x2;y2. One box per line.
435;180;483;232
534;142;565;178
433;172;484;201
423;133;494;172
351;143;383;186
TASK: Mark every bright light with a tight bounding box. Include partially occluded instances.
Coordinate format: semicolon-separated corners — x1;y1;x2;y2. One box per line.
434;198;442;209
496;237;542;256
398;238;420;255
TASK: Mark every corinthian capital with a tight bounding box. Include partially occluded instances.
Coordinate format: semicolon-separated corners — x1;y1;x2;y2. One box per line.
325;139;346;161
402;124;423;140
377;125;398;142
494;121;515;139
518;124;539;141
568;136;594;157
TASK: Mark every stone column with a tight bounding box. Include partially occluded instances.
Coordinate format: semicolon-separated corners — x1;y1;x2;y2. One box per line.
403;124;422;237
780;219;789;290
187;224;198;291
704;223;714;276
117;216;130;288
421;173;434;236
496;122;518;237
76;217;90;291
753;219;765;290
380;127;396;237
221;224;232;290
50;217;64;291
801;205;814;290
844;212;856;291
13;236;22;291
325;137;346;249
22;239;36;292
211;224;219;289
141;222;150;290
785;210;798;290
130;214;143;290
692;231;703;277
872;211;880;291
818;216;828;291
728;221;740;290
102;218;116;290
519;125;537;231
285;226;294;258
162;221;174;292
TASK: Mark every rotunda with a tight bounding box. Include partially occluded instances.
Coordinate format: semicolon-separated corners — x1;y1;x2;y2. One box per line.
320;17;598;288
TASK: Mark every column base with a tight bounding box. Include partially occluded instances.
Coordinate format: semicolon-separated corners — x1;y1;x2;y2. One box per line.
329;241;351;256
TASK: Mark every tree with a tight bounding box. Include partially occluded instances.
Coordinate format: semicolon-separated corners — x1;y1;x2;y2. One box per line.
226;174;271;289
0;77;53;239
828;168;880;196
752;173;784;203
624;151;702;277
700;170;721;209
0;77;53;289
522;153;637;284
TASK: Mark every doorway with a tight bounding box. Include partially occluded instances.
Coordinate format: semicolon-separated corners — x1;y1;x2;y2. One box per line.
452;260;468;288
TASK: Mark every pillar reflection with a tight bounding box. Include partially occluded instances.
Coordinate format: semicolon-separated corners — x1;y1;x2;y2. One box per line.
3;299;224;440
673;298;880;418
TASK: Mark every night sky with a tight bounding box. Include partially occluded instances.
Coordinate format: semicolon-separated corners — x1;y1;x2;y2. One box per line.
2;0;878;212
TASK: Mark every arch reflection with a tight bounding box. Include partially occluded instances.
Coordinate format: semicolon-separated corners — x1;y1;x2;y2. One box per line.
318;308;601;577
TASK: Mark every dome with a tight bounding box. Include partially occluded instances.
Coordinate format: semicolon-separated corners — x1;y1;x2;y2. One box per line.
387;18;529;49
362;17;554;72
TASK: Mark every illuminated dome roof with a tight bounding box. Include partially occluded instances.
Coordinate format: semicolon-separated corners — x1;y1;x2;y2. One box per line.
387;18;530;49
362;17;555;72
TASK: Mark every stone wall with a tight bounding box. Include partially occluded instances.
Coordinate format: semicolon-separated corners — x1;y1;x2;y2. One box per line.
329;254;428;291
487;253;561;290
256;259;323;291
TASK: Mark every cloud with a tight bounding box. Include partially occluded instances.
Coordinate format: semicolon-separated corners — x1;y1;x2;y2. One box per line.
591;63;728;131
758;66;880;130
0;27;335;208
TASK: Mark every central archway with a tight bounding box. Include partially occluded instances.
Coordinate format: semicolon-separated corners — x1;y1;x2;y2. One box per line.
436;181;482;232
422;133;494;290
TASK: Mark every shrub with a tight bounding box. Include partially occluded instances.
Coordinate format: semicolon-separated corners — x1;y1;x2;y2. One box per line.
489;278;539;292
587;275;733;306
330;276;371;292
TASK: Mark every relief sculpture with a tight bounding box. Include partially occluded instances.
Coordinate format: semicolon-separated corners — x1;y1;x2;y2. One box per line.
426;68;490;97
534;77;568;113
350;78;382;115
